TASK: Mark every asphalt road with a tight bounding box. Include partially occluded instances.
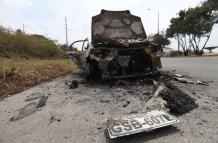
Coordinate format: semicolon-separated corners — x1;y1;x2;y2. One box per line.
0;57;218;143
162;56;218;81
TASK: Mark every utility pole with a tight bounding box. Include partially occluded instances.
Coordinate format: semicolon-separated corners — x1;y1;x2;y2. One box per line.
65;17;69;46
157;11;159;34
23;24;25;34
7;27;10;35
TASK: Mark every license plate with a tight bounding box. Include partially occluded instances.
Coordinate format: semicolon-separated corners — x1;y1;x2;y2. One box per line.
107;110;180;138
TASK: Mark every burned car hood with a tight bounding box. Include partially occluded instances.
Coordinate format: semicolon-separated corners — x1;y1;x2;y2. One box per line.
92;10;147;44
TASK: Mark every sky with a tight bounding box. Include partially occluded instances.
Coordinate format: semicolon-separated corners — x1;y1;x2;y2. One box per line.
0;0;217;51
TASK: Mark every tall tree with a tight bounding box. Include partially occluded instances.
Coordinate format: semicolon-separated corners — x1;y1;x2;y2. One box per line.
166;2;217;56
185;6;214;55
166;11;192;56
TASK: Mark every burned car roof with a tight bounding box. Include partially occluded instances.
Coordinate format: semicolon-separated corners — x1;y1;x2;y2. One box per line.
92;10;147;43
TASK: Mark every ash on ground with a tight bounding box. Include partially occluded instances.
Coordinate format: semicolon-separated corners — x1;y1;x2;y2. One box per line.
69;70;198;116
10;70;199;122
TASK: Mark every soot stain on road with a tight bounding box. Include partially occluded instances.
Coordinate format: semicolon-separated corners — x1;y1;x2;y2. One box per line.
10;94;48;121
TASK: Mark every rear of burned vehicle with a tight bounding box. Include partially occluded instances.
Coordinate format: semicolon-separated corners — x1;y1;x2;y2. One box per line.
68;10;162;80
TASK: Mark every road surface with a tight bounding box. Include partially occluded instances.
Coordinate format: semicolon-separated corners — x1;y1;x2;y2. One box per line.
162;56;218;81
0;57;218;143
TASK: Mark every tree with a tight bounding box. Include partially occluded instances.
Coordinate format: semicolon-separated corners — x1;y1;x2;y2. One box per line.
16;29;23;35
204;0;218;11
185;6;214;55
203;0;218;23
166;3;217;56
151;33;170;48
166;11;192;56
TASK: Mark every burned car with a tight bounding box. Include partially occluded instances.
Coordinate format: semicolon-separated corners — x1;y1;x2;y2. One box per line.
68;10;162;80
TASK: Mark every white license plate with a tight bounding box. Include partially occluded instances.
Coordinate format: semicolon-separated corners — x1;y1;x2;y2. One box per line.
107;110;180;139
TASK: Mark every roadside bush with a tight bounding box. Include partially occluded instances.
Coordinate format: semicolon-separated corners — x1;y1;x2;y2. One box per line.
0;26;66;59
169;51;184;57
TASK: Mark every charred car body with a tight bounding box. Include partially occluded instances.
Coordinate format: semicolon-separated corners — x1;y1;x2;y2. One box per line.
68;10;162;80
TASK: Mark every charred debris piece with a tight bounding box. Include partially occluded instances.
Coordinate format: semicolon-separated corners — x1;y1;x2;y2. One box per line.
157;82;198;114
65;80;79;89
140;79;198;115
10;94;48;121
161;71;210;86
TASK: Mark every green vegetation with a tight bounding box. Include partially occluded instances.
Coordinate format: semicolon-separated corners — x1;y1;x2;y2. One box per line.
166;0;218;56
0;26;75;97
151;33;170;48
0;26;66;59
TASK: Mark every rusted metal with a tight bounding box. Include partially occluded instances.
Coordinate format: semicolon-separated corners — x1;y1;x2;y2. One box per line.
92;10;147;42
68;10;162;80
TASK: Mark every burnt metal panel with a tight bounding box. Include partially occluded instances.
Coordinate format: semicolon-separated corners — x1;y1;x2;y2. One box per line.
92;10;147;43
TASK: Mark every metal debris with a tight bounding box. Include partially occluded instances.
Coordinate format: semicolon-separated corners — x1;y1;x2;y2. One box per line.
174;77;195;84
174;77;209;86
174;73;184;78
196;80;209;86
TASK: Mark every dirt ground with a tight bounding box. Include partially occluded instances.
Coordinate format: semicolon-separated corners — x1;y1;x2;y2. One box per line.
0;58;218;143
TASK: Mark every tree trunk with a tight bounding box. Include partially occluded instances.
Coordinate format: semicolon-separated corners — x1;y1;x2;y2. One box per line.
177;38;180;52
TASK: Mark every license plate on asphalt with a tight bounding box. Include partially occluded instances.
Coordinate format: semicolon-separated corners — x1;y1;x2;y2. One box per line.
107;110;180;139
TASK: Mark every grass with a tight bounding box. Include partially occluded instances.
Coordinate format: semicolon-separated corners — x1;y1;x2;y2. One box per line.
0;58;75;98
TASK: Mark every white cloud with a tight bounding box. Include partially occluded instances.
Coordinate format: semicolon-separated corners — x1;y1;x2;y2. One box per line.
0;0;42;34
0;0;217;51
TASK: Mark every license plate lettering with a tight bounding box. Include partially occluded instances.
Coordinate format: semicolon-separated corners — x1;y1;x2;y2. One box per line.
108;110;180;138
111;115;173;132
111;124;123;133
122;121;133;131
131;120;143;129
162;114;174;121
144;117;154;126
150;116;161;124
